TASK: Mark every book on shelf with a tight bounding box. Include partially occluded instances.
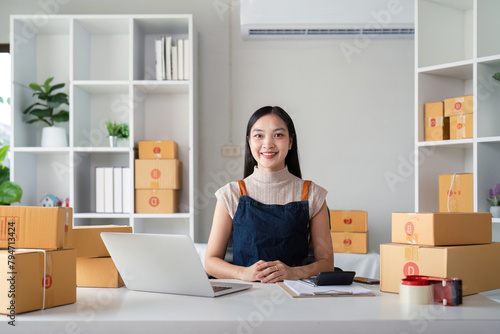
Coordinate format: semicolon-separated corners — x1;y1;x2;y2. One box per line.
96;167;105;213
165;36;172;80
178;38;184;80
122;167;131;213
113;167;123;213
104;167;114;213
155;39;163;81
183;39;189;80
172;45;178;80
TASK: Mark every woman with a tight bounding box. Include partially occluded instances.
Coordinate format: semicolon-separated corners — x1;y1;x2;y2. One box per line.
205;106;333;283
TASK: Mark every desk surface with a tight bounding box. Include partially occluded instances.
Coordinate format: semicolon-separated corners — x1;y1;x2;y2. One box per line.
4;282;500;334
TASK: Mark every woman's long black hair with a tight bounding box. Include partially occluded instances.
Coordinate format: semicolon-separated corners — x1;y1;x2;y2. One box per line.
243;106;302;179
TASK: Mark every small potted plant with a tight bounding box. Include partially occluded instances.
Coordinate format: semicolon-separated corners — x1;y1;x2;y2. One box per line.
493;72;500;82
106;120;129;147
487;183;500;218
23;77;69;147
0;145;22;205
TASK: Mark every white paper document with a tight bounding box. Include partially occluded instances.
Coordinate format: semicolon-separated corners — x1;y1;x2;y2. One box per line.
283;280;373;296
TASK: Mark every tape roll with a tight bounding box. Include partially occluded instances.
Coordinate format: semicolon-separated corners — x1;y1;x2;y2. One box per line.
399;281;434;305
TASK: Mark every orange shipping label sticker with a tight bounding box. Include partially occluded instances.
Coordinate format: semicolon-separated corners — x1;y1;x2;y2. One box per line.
341;211;354;232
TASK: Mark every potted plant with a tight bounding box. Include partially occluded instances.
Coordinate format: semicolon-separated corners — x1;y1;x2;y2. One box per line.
493;72;500;82
23;77;69;147
487;183;500;218
0;145;22;205
106;121;129;147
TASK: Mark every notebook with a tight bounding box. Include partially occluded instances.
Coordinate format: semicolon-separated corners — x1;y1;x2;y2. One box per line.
100;232;252;297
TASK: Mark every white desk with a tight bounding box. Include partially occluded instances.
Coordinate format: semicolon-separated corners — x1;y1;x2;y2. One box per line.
4;282;500;334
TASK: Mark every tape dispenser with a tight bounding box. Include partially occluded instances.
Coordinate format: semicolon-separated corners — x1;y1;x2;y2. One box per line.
402;275;462;306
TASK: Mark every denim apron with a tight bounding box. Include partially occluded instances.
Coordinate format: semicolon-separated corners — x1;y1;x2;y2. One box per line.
232;179;311;267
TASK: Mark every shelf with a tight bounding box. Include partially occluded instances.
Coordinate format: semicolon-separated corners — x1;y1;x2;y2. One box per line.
11;15;197;238
418;61;473;79
494;218;500;224
12;147;71;153
133;213;191;219
417;139;473;149
133;81;189;94
75;213;131;219
72;81;129;94
73;147;130;153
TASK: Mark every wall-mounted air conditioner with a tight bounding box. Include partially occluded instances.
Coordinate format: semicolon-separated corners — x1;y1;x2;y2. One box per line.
240;0;414;39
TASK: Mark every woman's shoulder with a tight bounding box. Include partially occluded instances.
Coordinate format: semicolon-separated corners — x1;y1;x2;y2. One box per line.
215;180;242;201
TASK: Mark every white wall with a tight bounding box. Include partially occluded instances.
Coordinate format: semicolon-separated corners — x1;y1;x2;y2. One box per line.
0;0;419;251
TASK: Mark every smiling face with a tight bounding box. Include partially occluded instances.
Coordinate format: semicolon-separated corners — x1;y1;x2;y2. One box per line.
248;113;293;172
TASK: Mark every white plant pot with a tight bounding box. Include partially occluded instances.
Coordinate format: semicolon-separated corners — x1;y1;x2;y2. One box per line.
490;206;500;219
108;136;118;147
41;127;68;147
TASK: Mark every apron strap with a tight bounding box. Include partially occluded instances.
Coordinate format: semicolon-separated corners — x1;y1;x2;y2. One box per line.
301;180;311;201
237;180;247;196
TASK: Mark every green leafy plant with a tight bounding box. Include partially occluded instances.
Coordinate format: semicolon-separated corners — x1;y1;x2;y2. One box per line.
23;77;69;127
106;121;129;139
0;145;22;205
0;96;10;105
493;72;500;82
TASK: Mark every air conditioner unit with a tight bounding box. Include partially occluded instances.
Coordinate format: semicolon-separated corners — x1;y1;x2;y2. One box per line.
240;0;414;39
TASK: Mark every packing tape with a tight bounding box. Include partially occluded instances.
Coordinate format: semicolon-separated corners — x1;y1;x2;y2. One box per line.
455;114;466;139
404;275;463;306
341;211;354;232
17;249;47;310
404;246;419;262
428;117;444;127
399;281;434;305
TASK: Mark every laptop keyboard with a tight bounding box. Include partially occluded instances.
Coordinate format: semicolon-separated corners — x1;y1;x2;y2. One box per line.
212;285;232;293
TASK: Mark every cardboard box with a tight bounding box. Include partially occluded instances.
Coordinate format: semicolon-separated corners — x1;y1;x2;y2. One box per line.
449;113;473;139
0;206;73;250
76;257;124;288
330;210;367;232
380;243;500;296
392;212;492;246
134;159;182;189
72;225;132;258
138;140;178;159
444;95;473;117
0;248;76;315
135;189;179;213
424;101;449;141
331;232;368;254
439;173;473;213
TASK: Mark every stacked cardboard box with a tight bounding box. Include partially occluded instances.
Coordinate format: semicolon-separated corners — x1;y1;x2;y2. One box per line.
135;140;181;213
73;225;132;288
438;173;473;213
0;206;76;315
330;210;368;254
424;95;473;141
381;212;500;296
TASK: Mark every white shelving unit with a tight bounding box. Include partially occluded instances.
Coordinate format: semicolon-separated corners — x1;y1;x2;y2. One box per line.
415;0;500;224
10;15;198;238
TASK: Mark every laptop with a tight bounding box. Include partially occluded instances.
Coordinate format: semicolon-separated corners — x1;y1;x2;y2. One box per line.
100;232;252;297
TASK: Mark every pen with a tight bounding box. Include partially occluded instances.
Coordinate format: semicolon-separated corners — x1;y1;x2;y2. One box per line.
299;279;316;287
313;291;353;296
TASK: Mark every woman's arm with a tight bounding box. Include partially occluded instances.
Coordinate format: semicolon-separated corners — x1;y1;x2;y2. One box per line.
205;201;262;281
256;201;334;283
